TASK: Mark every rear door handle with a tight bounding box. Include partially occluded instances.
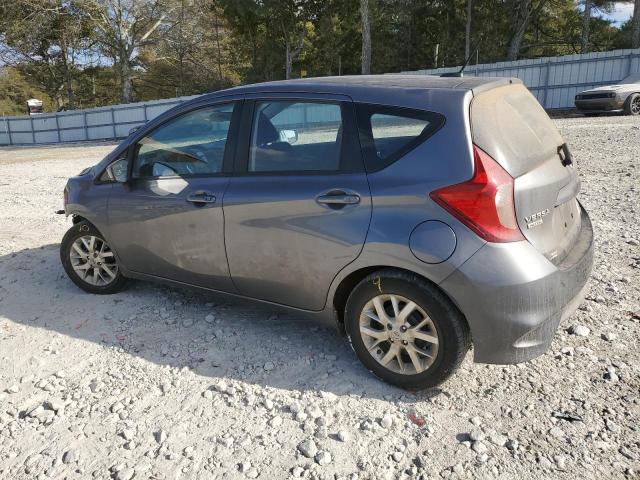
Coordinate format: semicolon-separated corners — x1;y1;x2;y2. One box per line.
316;192;361;206
186;191;216;204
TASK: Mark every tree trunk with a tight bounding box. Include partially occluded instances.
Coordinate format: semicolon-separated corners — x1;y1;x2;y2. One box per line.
120;60;132;103
65;74;75;110
285;40;292;80
507;0;531;62
360;0;371;74
465;0;472;60
632;0;640;49
581;0;591;53
214;12;224;84
506;0;549;61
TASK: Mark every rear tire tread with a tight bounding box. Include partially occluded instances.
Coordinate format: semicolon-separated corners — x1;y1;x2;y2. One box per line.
344;268;470;389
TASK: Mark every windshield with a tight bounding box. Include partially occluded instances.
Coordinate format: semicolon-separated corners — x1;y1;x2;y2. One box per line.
621;73;640;84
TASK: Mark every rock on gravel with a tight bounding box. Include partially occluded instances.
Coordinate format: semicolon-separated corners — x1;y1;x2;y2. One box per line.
568;324;590;336
297;439;318;458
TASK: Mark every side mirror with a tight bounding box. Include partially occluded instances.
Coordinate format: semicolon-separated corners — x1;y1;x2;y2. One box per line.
128;126;141;135
100;157;129;183
279;129;298;144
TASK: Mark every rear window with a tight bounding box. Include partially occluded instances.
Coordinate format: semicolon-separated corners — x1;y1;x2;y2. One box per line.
471;84;563;177
356;104;445;172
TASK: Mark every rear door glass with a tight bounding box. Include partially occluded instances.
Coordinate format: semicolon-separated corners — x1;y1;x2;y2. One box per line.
356;104;444;172
249;101;342;172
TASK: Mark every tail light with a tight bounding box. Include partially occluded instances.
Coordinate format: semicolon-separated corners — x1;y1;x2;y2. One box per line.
430;145;524;243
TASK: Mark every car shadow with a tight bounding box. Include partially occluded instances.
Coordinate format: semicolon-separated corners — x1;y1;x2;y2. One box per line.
0;243;447;402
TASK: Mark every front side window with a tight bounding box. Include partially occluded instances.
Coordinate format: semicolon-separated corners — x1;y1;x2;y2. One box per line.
132;103;235;178
357;104;445;172
249;101;343;172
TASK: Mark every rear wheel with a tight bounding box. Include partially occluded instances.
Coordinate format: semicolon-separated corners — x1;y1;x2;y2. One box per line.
344;270;470;389
624;93;640;116
60;221;127;294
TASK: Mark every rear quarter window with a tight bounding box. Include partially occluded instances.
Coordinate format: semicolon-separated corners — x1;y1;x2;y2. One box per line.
356;104;445;172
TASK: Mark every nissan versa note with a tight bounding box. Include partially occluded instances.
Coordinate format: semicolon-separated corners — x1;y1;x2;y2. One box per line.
60;76;594;389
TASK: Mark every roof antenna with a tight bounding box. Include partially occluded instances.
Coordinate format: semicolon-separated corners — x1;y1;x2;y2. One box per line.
441;39;482;78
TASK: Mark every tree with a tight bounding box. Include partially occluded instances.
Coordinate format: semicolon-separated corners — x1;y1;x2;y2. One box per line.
581;0;591;52
87;0;167;103
465;0;472;59
633;0;640;48
0;67;53;115
507;0;550;61
0;0;94;109
360;0;371;74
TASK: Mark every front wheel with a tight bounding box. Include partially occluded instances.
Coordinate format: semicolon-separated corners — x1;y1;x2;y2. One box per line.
345;270;470;389
624;93;640;116
60;221;128;294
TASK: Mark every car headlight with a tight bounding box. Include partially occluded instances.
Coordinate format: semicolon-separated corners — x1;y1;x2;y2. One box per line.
575;94;582;100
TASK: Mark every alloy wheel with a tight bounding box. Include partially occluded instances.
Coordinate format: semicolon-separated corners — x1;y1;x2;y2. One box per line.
358;294;439;375
69;235;118;286
631;96;640;115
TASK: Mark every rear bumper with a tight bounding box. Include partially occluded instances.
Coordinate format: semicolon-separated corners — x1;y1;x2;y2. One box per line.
440;206;594;364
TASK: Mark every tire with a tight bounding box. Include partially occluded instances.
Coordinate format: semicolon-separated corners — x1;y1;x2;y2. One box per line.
344;269;470;390
623;93;640;116
60;221;128;294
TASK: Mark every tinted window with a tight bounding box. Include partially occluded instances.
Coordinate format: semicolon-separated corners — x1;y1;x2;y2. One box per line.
249;101;343;172
133;103;235;178
356;104;445;172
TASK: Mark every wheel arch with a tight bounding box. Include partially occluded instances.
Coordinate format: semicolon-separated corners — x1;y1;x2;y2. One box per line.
331;265;469;332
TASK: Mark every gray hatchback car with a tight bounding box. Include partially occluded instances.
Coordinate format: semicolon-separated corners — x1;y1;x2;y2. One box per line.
60;75;594;388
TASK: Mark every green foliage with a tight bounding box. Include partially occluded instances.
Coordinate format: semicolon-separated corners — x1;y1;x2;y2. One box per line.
0;0;635;112
0;67;53;115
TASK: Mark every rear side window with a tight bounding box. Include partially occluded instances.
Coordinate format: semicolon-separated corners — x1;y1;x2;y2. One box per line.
356;104;444;172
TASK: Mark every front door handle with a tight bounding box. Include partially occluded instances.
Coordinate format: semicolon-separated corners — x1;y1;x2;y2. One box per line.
316;191;361;206
186;191;216;204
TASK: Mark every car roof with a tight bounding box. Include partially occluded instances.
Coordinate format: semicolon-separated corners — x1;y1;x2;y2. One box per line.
198;74;520;101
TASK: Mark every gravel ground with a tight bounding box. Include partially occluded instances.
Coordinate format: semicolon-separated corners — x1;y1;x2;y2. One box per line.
0;116;638;480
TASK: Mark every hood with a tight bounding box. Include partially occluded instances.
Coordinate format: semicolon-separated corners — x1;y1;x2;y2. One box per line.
580;85;624;94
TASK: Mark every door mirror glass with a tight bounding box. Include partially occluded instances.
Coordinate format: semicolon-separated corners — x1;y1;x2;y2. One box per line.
99;157;129;183
279;129;298;144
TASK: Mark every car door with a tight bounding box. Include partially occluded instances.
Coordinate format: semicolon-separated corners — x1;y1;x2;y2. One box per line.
223;94;372;310
106;100;241;292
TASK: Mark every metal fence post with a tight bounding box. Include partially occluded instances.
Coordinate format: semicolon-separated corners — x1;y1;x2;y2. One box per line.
111;108;116;139
542;60;552;109
143;104;148;121
4;117;11;145
83;111;89;140
54;114;61;143
30;115;36;144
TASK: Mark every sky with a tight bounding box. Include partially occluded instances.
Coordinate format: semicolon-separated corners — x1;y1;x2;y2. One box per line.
602;1;635;26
